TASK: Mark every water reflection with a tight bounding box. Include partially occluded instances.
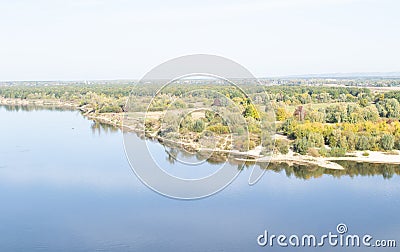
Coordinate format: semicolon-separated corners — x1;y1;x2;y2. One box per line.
260;162;400;180
128;128;400;180
1;104;75;112
91;121;119;135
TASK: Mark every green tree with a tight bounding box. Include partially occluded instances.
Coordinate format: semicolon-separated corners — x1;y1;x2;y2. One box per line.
384;98;400;118
275;139;289;154
356;135;370;150
358;98;369;107
293;137;309;155
243;104;260;120
380;134;395;150
276;107;289;121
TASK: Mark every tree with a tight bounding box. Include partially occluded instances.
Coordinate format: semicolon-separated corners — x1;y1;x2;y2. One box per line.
276;107;289;121
243;104;260;120
275;139;289;154
356;135;370;150
305;110;325;123
376;101;387;117
294;106;306;121
358;98;369;107
307;132;324;148
385;98;400;118
380;134;395;150
293;137;309;155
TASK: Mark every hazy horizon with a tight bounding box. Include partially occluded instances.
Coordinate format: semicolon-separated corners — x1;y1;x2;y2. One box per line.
1;0;400;81
2;70;400;82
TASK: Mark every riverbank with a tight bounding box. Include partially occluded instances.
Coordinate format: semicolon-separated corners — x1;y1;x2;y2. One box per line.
2;97;400;171
255;150;400;170
0;97;77;108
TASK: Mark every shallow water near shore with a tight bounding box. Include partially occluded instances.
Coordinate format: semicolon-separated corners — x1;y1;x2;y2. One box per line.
0;105;399;251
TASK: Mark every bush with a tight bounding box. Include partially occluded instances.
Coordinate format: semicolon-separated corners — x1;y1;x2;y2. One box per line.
293;137;309;155
192;119;205;133
207;124;229;134
380;134;395;151
307;132;324;148
362;151;370;156
329;147;347;157
394;136;400;150
356;135;370;150
318;146;329;157
308;148;320;157
275;139;289;154
276;107;289;121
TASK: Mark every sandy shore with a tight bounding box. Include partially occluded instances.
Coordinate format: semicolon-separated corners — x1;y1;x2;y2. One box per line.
327;150;400;164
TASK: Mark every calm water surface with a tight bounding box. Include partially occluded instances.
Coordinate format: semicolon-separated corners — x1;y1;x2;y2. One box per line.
0;105;399;251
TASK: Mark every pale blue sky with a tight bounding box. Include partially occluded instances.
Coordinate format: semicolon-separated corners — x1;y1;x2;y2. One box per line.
0;0;399;80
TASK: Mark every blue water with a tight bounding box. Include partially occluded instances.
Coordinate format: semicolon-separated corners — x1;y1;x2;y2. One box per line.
0;106;399;251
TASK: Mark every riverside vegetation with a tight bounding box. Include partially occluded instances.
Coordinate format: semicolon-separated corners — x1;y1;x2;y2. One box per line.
3;81;400;165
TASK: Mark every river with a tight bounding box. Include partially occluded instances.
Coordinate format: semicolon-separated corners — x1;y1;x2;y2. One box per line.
0;105;399;251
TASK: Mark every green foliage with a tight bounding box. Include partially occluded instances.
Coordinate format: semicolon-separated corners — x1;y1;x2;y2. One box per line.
192;119;205;133
384;98;400;118
380;134;395;150
281;118;297;137
275;139;289;154
376;98;400;118
358;98;369;107
318;146;329;157
276;107;289;121
329;147;347;157
356;134;370;150
307;132;324;148
6;82;400;153
243;104;260;120
205;110;215;122
293;137;309;155
207;124;229;134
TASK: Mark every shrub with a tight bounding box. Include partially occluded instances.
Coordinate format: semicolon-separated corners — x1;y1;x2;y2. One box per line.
293;137;309;155
275;139;289;154
362;151;370;156
318;146;329;157
207;124;229;134
380;134;395;151
307;132;325;148
276;107;289;121
307;148;320;157
356;135;370;150
192;119;205;133
329;147;347;157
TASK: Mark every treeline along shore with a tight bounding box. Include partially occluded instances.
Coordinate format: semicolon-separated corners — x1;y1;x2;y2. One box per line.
3;81;400;170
